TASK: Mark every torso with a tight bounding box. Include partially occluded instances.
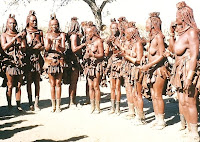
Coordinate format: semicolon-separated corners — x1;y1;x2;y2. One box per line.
26;28;42;50
149;33;163;63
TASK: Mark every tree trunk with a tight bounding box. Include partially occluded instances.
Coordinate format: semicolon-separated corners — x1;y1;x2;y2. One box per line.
93;9;102;31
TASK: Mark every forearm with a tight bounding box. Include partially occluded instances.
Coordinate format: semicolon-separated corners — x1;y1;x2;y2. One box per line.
147;55;164;68
72;43;85;53
94;53;104;59
2;38;16;50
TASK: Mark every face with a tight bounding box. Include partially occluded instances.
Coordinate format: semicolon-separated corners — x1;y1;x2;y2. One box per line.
50;19;59;32
110;23;118;36
146;18;151;32
86;27;94;40
29;15;37;28
7;18;17;31
176;11;183;25
125;28;133;41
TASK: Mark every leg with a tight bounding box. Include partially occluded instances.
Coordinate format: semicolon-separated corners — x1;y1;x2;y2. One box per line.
125;78;135;119
88;77;95;113
115;78;121;115
26;72;34;110
16;75;23;111
55;73;63;112
152;76;166;129
34;72;41;111
134;82;146;125
6;72;13;109
178;91;187;131
69;68;79;106
185;87;199;141
84;80;90;104
109;78;116;114
94;72;101;113
49;74;56;112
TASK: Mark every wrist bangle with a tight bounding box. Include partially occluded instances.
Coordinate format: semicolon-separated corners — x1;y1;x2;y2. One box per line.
187;70;196;80
169;32;175;37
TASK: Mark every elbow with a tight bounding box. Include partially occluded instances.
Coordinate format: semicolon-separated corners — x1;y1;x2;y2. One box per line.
2;46;7;51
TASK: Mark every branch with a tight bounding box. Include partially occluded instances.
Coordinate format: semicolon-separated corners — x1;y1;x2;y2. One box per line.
100;0;108;12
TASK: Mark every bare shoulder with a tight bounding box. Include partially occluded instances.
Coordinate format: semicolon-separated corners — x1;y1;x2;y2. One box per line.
187;28;199;38
70;34;77;40
95;37;103;44
60;32;66;38
1;33;7;38
156;33;164;41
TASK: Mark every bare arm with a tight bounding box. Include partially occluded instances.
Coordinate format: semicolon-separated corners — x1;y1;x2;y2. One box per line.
188;29;199;74
44;33;51;51
1;33;18;51
70;34;86;53
104;43;110;57
146;34;165;68
57;33;66;53
33;31;45;51
94;38;104;59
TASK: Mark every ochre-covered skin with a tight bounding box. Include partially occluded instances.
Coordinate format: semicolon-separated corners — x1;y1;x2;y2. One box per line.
44;14;66;112
84;24;104;113
1;14;26;111
104;19;122;114
167;1;200;140
25;10;44;111
140;12;169;129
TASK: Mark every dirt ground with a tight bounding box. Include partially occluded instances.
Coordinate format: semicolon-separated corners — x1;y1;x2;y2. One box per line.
0;77;199;142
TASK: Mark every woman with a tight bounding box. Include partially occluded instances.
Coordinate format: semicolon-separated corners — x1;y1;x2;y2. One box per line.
140;12;169;129
1;14;26;111
25;10;44;111
119;23;145;124
67;17;86;107
105;18;122;115
83;23;104;114
167;1;199;141
44;14;66;112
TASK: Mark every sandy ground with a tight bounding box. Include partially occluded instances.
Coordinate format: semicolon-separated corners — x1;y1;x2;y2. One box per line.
0;76;199;142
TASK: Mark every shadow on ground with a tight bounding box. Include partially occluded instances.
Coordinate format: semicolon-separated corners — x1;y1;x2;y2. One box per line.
35;135;88;142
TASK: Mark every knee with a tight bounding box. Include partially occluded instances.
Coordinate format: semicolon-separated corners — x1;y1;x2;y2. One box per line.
94;84;100;91
7;83;12;90
56;81;61;87
153;92;163;101
110;86;116;92
50;82;56;88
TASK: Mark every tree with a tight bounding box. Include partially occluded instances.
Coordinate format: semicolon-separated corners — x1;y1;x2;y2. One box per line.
4;0;116;30
82;0;115;30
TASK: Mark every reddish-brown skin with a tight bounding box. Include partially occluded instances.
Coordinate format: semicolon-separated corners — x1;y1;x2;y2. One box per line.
120;28;144;114
69;26;86;105
26;14;44;105
44;19;65;100
105;23;121;103
168;7;199;127
85;27;104;102
140;17;166;115
1;17;26;108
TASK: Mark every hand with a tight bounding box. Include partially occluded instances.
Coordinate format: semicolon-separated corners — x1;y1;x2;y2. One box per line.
34;43;42;49
183;79;192;91
170;21;176;34
16;31;26;38
163;50;171;57
89;52;94;57
140;64;150;72
118;50;125;57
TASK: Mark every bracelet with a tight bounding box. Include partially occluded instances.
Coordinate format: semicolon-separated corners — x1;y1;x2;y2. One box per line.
169;32;175;37
187;70;196;81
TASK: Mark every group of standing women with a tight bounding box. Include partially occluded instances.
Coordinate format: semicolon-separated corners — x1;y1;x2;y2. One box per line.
0;1;199;141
